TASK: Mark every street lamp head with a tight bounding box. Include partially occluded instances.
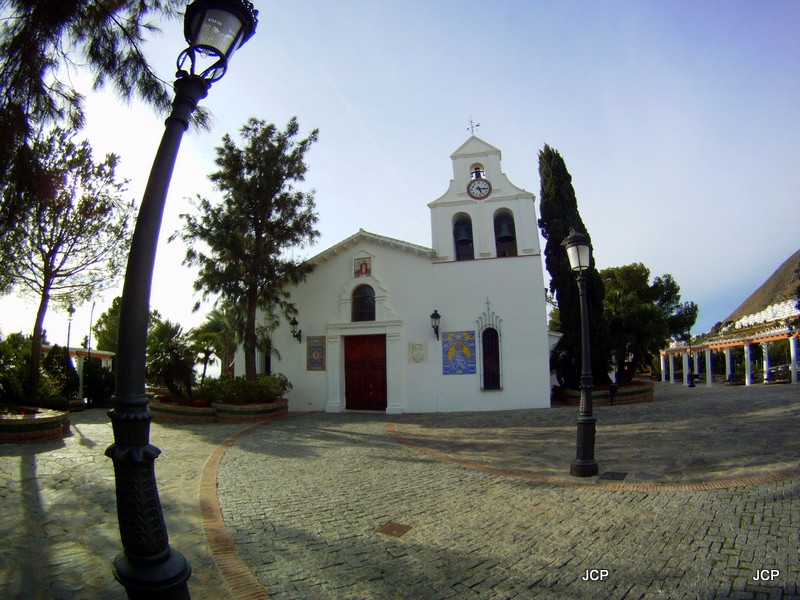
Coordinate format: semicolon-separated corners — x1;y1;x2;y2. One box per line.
563;229;591;273
179;0;259;82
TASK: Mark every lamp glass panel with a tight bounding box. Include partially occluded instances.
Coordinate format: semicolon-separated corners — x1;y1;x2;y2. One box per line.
566;243;591;272
192;9;244;57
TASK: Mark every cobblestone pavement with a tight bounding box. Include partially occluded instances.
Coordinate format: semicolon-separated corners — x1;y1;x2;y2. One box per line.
0;409;253;600
218;383;800;599
1;383;799;599
390;382;800;488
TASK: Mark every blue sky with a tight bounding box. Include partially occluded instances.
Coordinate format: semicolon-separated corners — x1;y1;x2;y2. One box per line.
1;0;798;348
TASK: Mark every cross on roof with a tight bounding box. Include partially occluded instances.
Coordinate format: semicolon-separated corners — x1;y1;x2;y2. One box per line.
467;116;480;135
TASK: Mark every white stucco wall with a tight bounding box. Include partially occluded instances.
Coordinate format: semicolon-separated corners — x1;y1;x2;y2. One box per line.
234;136;553;414
243;233;551;414
258;235;437;413
426;255;550;412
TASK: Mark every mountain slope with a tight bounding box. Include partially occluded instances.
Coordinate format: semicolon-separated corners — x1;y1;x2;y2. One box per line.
724;248;800;323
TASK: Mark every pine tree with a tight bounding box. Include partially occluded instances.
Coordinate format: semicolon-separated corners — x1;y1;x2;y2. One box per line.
0;0;208;290
92;296;163;353
538;144;610;388
8;128;133;396
601;264;698;384
175;117;320;381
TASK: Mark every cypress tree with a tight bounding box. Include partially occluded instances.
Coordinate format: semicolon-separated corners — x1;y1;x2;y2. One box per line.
538;145;610;388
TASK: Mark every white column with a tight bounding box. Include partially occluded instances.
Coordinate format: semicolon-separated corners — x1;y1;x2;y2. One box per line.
744;343;752;386
705;349;713;386
790;336;798;385
326;335;343;412
660;354;667;382
725;347;733;381
762;341;771;383
386;328;403;414
682;353;690;386
669;354;676;383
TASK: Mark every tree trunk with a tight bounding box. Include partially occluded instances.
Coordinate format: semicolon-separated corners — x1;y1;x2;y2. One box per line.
199;351;210;394
29;287;51;398
244;287;258;381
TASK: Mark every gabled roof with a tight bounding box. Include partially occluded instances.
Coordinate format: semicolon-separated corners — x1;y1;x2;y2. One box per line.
42;345;115;359
451;135;502;159
308;229;435;266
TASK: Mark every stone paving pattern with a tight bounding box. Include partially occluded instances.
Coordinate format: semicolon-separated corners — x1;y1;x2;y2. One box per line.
390;383;800;488
218;383;800;599
0;411;254;599
0;382;798;598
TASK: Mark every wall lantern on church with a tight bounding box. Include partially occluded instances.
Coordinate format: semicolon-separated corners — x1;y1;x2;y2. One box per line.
430;310;442;340
290;317;302;343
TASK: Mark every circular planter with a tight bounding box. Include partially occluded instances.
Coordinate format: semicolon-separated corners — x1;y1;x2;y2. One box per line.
562;380;654;406
212;399;288;423
0;407;71;443
150;399;216;424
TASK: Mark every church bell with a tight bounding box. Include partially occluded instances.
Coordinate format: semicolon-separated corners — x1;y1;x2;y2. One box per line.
495;218;515;243
453;220;473;245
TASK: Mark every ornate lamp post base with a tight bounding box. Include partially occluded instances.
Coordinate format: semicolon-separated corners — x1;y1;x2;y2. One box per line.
570;415;598;477
113;549;192;600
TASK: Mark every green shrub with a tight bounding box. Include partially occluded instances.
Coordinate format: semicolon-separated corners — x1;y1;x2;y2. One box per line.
83;358;115;404
42;344;80;399
203;374;291;405
0;333;32;405
36;395;70;412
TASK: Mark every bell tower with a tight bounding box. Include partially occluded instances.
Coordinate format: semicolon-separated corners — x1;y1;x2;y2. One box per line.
428;136;540;262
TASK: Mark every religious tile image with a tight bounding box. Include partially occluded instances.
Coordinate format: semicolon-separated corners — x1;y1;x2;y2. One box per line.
306;336;326;371
442;331;476;375
354;257;371;277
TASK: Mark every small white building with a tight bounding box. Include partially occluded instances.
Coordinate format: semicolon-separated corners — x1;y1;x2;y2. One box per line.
236;136;552;413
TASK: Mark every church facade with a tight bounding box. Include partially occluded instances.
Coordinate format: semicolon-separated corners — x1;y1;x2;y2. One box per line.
234;136;552;413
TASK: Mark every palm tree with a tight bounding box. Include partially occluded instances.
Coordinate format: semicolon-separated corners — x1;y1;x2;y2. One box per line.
191;308;239;392
146;320;195;399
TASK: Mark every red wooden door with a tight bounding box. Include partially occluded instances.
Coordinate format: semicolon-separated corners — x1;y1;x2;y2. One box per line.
344;335;387;410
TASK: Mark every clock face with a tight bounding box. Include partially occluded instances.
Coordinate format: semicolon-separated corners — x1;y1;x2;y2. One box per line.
467;178;492;199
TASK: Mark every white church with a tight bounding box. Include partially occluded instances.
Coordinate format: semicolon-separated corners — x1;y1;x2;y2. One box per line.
234;136;553;413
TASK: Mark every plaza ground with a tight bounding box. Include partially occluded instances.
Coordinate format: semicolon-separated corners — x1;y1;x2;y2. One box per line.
1;382;798;598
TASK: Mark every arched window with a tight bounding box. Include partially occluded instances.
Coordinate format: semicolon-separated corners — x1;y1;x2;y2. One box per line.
494;211;517;257
453;214;474;261
351;285;375;321
482;327;501;390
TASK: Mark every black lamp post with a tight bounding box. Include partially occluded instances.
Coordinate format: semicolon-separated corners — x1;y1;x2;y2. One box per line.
66;304;75;363
563;230;598;477
105;2;257;598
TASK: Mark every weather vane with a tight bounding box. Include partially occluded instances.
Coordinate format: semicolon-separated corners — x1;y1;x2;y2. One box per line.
467;116;480;135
